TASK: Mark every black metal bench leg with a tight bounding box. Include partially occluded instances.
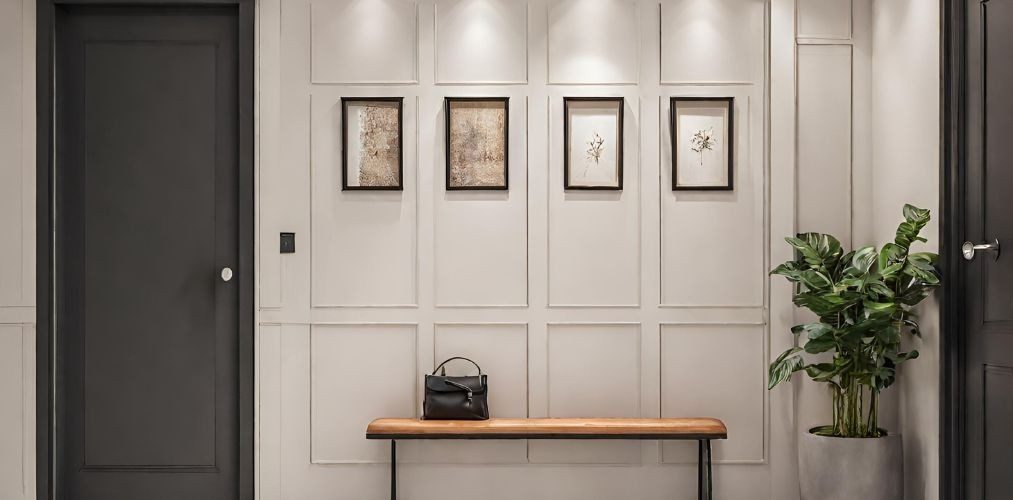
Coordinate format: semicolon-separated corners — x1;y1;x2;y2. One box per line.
697;439;712;500
390;440;397;500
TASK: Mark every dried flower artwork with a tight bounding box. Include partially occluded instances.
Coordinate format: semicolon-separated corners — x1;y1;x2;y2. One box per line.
586;132;605;165
356;105;401;187
671;97;734;191
564;97;624;190
689;127;716;166
447;99;507;189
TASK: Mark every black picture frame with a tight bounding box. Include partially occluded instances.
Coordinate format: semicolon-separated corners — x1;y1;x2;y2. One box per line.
444;97;510;191
670;96;734;191
563;97;624;190
341;97;404;191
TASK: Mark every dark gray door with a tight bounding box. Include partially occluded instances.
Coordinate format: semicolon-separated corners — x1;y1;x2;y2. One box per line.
965;0;1013;498
54;6;246;499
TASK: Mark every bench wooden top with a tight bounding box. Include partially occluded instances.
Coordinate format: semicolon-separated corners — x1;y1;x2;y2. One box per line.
366;418;727;440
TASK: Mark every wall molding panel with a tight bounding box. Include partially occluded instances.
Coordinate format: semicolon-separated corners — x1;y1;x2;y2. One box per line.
796;44;854;246
659;323;766;464
309;323;419;464
797;0;853;41
1;0;35;497
530;322;644;464
309;93;421;308
658;90;766;308
546;0;641;85
310;0;420;84
0;324;33;500
434;0;529;84
659;0;767;85
546;95;643;308
433;96;530;308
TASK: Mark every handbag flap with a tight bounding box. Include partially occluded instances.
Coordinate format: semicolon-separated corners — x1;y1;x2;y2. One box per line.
425;374;486;394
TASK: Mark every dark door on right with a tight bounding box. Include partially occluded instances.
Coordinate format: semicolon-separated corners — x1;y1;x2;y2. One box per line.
965;0;1013;498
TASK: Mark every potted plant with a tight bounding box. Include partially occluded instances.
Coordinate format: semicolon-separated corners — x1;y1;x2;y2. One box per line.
768;204;940;500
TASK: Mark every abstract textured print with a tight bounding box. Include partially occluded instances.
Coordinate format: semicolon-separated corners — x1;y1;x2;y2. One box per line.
448;101;506;188
357;105;401;187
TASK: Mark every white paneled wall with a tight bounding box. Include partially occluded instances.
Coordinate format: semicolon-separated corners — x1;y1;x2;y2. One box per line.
794;0;896;436
546;0;640;84
257;0;796;498
0;0;34;496
797;44;854;247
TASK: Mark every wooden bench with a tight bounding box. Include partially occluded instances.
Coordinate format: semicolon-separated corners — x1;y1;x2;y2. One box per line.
366;417;728;500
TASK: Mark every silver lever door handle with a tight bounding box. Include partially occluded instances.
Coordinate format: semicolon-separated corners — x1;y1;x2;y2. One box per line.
962;238;1001;261
221;267;234;282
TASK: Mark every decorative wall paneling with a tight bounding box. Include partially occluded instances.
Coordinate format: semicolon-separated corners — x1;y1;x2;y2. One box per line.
257;0;789;497
546;94;642;308
659;324;765;464
310;93;420;307
0;0;34;311
310;0;419;84
309;324;419;463
0;325;34;500
659;88;765;308
527;323;643;464
434;97;529;307
434;0;528;84
660;0;767;85
793;0;888;436
0;0;35;496
546;0;640;85
797;0;852;41
796;44;853;247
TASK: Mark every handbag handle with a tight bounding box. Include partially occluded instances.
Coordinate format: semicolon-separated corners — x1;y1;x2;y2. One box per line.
432;356;482;376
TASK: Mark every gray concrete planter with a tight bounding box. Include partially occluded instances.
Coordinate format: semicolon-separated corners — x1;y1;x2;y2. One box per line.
798;430;903;500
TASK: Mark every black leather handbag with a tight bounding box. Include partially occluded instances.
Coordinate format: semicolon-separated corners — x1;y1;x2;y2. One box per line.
423;357;489;420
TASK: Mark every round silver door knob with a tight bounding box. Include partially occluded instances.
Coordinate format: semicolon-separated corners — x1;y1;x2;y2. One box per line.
962;239;1000;261
221;267;234;282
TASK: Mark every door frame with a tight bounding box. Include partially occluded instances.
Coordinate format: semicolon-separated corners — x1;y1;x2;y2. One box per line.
35;1;256;498
940;0;965;498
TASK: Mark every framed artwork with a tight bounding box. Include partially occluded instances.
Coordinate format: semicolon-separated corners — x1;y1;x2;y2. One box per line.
670;97;734;191
445;97;509;190
341;97;404;191
564;97;624;190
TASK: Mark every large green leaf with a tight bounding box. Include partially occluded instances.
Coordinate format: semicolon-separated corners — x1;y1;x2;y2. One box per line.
851;246;877;274
895;204;931;249
768;347;804;389
791;322;834;340
804;334;837;354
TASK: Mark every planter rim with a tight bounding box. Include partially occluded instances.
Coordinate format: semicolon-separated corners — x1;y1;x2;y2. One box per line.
806;426;895;438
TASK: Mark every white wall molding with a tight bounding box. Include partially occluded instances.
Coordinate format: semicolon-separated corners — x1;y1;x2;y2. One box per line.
797;0;853;41
433;0;529;85
308;323;419;464
309;0;420;85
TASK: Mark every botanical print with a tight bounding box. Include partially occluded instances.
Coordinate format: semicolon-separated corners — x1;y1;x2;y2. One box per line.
689;127;716;166
565;98;623;189
448;100;507;188
355;105;400;187
343;99;402;190
585;132;605;165
672;98;732;190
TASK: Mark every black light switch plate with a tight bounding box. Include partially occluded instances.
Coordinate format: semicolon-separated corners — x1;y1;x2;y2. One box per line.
280;232;295;253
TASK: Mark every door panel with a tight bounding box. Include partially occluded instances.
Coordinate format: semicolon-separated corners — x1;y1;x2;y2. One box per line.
966;0;1013;498
984;365;1013;499
54;6;243;499
982;0;1013;324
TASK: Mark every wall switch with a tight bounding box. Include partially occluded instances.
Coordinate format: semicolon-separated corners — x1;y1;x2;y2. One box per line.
280;232;295;253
